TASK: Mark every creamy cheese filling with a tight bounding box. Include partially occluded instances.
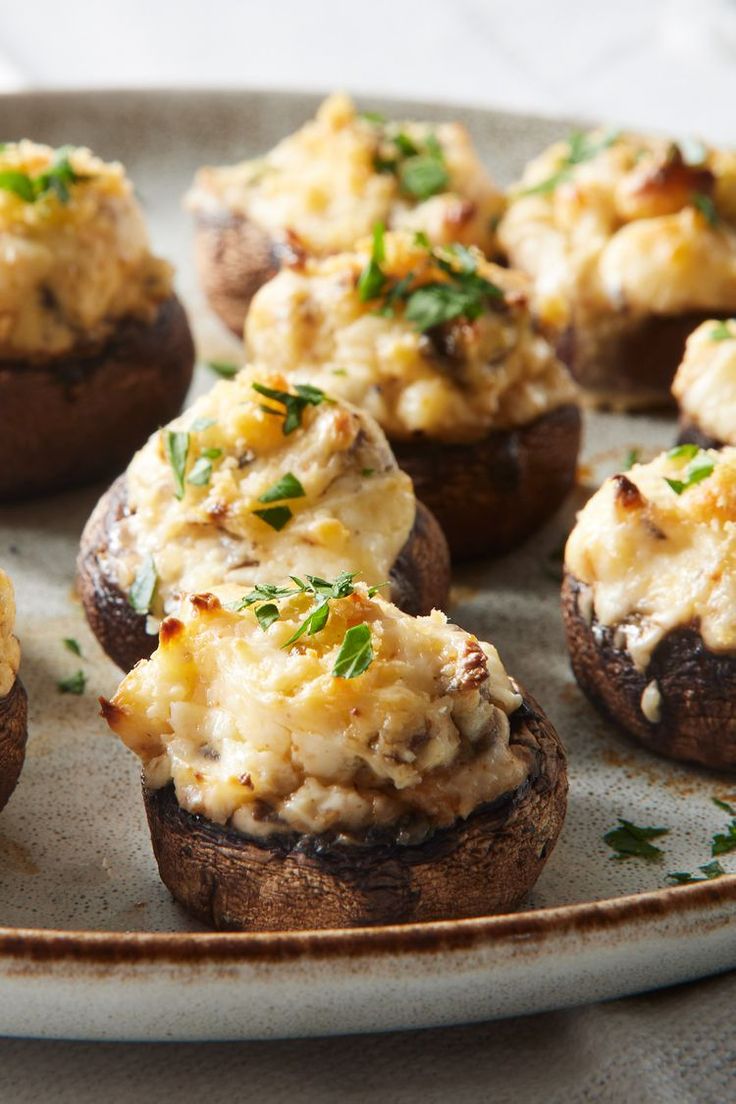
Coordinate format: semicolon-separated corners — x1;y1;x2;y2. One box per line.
186;93;504;259
672;319;736;443
0;569;20;698
499;134;736;332
0;141;173;359
104;586;529;839
246;231;576;443
565;448;736;669
108;369;416;619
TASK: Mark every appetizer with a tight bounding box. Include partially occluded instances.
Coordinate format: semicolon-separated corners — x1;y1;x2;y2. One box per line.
101;583;567;930
562;446;736;769
500;133;736;408
0;141;195;500
673;319;736;448
0;569;27;812
246;228;581;560
78;369;450;671
186;93;504;335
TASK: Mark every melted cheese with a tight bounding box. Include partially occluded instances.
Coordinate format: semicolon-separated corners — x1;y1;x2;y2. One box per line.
246;232;576;443
565;448;736;668
0;569;20;698
186;93;503;258
108;368;416;617
672;319;736;442
0;141;172;358
105;587;529;839
500;134;736;331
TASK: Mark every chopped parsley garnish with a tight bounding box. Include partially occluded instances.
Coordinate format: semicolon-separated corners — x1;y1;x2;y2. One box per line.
187;449;222;487
258;472;305;503
332;623;373;679
710;321;733;342
227;572;382;679
165;430;189;500
252;505;293;531
667;860;725;885
399;153;449;201
371;125;449;200
711;797;736;856
128;555;158;615
58;669;86;695
63;637;82;657
359;111;386;125
252;381;327;435
692;192;719;227
624;448;640;471
362;467;375;477
206;361;239;379
604;818;669;861
516;128;620;197
0;146;87;205
664;444;715;495
357;229;503;332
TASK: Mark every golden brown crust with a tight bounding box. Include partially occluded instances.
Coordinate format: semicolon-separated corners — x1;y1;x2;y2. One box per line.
562;571;736;770
556;312;731;411
0;679;28;813
77;475;451;672
142;691;567;931
194;211;289;335
0;295;195;501
392;403;581;562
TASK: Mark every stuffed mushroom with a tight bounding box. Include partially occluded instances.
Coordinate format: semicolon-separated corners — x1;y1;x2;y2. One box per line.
0;141;195;499
673;318;736;448
562;446;736;769
0;569;27;812
245;229;581;560
186;93;504;335
500;133;736;409
78;368;450;671
101;583;567;930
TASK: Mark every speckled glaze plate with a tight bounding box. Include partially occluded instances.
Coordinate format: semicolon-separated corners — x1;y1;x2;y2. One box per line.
0;89;735;1043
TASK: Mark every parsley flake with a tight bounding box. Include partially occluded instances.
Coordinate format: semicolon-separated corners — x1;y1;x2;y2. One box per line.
252;381;327;435
604;819;669;861
711;797;736;856
58;670;86;695
258;472;305;503
692;192;719;226
0;147;87;205
399;155;449;200
710;321;733;342
128;555;158;615
206;361;239;379
664;445;715;495
255;603;280;631
667;860;725;885
332;623;373;679
63;637;82;657
252;505;293;531
165;430;190;500
358;222;387;302
516;129;620;198
624;448;640;471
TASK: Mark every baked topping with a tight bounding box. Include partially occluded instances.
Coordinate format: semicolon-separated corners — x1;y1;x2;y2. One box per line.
500;134;736;330
186;93;503;259
672;319;736;443
565;447;736;668
0;141;173;358
246;230;576;443
102;586;529;840
0;569;20;698
107;369;416;618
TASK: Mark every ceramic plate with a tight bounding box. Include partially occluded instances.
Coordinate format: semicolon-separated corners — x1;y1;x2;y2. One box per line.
1;89;735;1042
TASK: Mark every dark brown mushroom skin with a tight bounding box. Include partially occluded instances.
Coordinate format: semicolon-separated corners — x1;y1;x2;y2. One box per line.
0;679;28;813
0;295;195;501
194;210;294;336
141;691;567;931
676;418;724;450
78;475;452;672
556;312;731;410
392;403;581;562
562;571;736;770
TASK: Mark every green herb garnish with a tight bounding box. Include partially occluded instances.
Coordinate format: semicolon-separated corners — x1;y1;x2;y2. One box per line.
624;448;640;471
711;797;736;856
165;430;190;499
664;444;715;495
206;361;239;379
128;555;158;615
332;623;373;679
692;192;719;226
667;861;725;885
58;670;86;695
187;453;220;486
258;472;305;503
516;128;620;198
252;381;327;435
0;146;87;205
604;819;669;861
359;111;387;125
252;505;293;531
399;155;449;201
254;604;280;631
63;637;82;657
371;125;449;200
710;321;733;342
358;222;387;302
